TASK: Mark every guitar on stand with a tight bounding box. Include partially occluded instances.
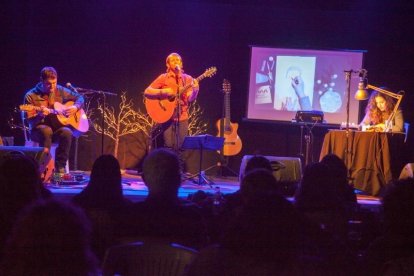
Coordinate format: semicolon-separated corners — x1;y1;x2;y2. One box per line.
216;79;242;176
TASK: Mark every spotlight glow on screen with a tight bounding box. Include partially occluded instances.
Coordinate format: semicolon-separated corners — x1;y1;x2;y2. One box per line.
247;46;365;125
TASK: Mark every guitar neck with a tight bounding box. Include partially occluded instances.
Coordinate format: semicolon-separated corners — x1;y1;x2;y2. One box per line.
224;92;231;128
22;105;58;115
179;73;207;95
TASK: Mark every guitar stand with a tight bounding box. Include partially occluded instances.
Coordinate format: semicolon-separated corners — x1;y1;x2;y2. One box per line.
181;135;224;186
204;155;239;178
185;169;214;186
215;157;239;177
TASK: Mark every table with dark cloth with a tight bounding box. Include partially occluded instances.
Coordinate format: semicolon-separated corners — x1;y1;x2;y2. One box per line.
319;130;406;196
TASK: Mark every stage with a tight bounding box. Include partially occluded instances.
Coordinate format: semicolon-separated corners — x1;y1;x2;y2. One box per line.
47;171;382;212
47;171;240;202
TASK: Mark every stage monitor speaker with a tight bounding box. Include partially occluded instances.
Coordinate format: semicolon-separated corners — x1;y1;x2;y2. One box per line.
240;155;302;196
399;163;414;180
0;146;49;174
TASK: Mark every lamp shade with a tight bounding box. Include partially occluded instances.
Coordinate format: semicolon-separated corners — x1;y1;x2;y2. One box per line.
354;81;369;100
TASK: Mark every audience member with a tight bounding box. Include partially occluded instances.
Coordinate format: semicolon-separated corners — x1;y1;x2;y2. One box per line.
122;148;208;249
240;168;282;203
294;162;357;273
320;153;357;206
363;178;414;275
210;156;276;242
295;162;349;225
72;154;132;262
244;155;273;174
0;199;99;276
321;153;381;259
381;254;414;275
0;153;51;258
73;154;130;210
224;155;274;215
238;155;273;181
187;169;303;275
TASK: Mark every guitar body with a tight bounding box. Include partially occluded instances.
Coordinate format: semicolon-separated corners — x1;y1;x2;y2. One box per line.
145;67;217;123
20;101;89;137
53;102;89;137
216;119;242;156
144;98;176;123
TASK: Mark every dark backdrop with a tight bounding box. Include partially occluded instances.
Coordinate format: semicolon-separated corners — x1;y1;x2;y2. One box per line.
1;0;413;172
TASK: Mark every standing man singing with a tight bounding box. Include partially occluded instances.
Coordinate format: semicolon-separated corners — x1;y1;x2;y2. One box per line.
144;53;199;150
23;66;85;173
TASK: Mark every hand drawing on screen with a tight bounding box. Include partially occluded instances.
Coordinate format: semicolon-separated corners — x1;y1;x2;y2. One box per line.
291;75;312;110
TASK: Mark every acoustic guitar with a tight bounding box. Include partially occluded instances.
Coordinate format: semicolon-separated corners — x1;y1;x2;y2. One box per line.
216;79;242;156
145;67;217;123
19;101;89;137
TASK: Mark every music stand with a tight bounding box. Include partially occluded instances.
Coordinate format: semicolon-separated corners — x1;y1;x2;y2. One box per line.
182;135;224;186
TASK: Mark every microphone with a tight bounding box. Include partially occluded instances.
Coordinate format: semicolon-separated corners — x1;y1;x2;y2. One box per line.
66;82;79;92
174;65;181;72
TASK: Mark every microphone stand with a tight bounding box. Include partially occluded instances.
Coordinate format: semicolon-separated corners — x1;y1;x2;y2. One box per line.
344;70;355;180
175;74;181;152
76;87;117;155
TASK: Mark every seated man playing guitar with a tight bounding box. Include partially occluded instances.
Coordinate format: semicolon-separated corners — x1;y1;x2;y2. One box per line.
144;53;199;150
23;66;85;173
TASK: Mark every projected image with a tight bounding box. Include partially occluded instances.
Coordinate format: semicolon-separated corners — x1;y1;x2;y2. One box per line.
316;73;342;113
247;47;364;125
254;56;275;105
274;56;316;111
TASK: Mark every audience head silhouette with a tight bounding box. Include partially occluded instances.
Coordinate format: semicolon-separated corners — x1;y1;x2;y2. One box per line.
239;155;273;181
217;171;302;274
294;162;342;212
382;178;414;236
0;153;50;258
320;153;356;204
245;155;272;174
83;154;123;205
142;148;181;198
0;153;44;202
320;154;347;181
0;199;99;275
241;168;281;204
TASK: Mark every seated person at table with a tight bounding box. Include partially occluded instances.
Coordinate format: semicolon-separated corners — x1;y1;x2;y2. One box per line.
359;91;404;132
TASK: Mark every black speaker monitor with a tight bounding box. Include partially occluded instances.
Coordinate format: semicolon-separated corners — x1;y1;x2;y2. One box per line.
240;155;302;196
0;146;49;173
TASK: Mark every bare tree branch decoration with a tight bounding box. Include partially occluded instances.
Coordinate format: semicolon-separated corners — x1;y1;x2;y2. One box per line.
188;100;208;136
93;92;151;157
92;93;207;158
